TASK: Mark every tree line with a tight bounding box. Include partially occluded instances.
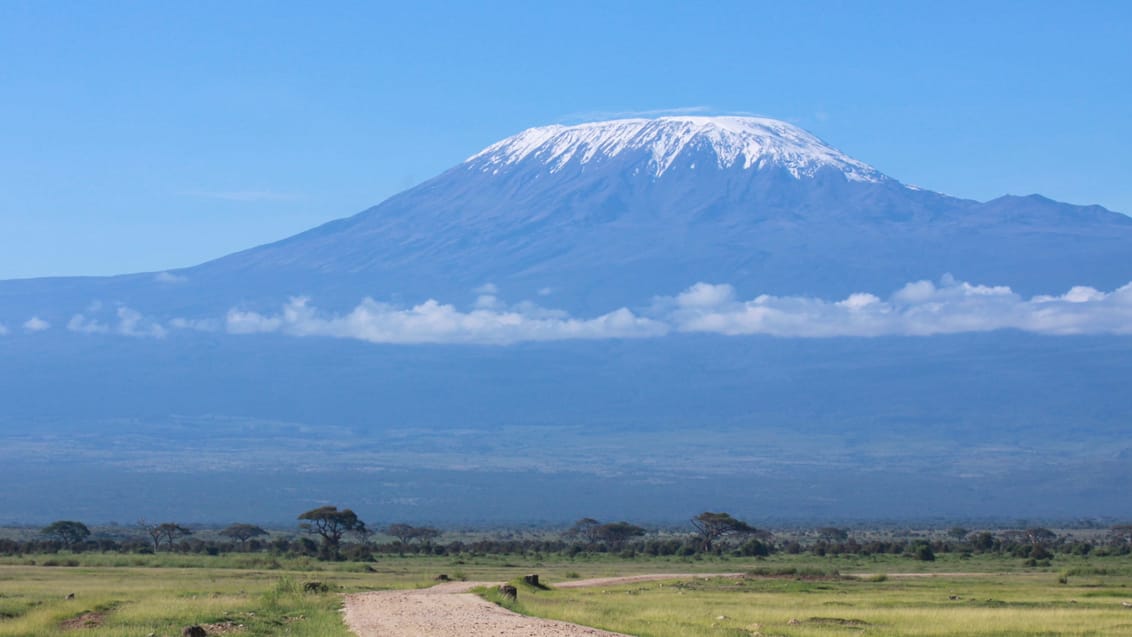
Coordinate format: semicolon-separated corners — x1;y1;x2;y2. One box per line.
13;512;1132;563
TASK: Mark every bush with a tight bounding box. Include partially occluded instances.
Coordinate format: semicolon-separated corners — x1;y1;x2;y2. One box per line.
909;543;935;561
341;544;374;562
738;538;770;557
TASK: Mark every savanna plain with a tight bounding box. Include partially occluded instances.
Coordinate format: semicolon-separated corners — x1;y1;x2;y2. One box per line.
1;524;1131;636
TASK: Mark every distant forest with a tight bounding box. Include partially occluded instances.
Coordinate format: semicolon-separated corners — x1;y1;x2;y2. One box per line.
9;510;1131;565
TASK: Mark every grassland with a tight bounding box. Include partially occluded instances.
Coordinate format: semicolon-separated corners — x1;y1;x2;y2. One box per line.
0;552;744;636
0;563;353;636
1;552;1130;636
483;555;1132;636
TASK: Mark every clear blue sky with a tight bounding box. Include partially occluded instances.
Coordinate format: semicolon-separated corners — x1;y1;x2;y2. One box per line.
2;0;1129;279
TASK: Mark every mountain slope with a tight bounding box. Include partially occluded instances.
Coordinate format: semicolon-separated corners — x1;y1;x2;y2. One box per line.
4;115;1132;323
184;116;1131;312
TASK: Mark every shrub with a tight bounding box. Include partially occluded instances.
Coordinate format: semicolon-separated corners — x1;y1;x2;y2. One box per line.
909;543;935;561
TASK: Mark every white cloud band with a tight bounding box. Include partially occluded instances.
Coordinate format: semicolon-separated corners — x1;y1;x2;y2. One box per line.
9;276;1132;344
660;276;1132;337
23;317;50;333
67;307;167;338
226;297;668;345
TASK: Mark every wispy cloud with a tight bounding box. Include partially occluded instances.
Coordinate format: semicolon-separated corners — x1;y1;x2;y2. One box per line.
33;277;1132;345
169;317;221;332
0;323;8;336
216;277;1132;344
179;190;299;202
225;296;667;345
656;276;1132;337
154;271;188;284
23;317;50;332
473;283;499;295
68;306;167;338
117;307;167;338
67;314;107;334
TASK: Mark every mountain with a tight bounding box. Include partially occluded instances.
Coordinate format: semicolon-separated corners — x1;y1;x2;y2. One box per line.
4;116;1131;323
177;116;1132;310
2;116;1131;523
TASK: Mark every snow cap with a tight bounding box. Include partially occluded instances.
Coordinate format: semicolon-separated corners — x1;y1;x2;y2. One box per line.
466;116;885;182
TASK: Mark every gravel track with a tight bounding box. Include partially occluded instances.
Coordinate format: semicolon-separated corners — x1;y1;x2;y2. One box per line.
342;573;743;637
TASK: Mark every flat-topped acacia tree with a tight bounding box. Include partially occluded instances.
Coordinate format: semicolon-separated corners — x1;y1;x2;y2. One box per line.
220;523;268;549
690;512;762;552
298;506;364;560
137;520;192;552
41;520;90;548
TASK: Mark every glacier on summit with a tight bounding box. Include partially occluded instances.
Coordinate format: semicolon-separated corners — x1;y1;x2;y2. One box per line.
465;116;887;181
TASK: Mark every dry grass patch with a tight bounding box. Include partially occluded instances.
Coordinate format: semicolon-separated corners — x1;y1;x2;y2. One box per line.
58;611;105;630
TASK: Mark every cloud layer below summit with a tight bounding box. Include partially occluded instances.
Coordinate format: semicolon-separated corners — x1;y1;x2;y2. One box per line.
8;277;1132;345
659;277;1132;338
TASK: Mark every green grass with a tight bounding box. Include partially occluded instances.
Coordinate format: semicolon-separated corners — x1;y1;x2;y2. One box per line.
0;565;363;636
0;552;755;636
2;551;1130;635
489;569;1132;636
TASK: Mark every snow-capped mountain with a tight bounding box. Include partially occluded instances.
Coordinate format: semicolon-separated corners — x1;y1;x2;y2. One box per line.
3;115;1132;322
3;115;1132;522
465;116;886;182
172;116;1128;312
1;115;1130;328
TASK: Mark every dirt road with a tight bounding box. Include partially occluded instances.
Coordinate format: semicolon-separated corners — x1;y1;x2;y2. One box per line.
342;573;742;637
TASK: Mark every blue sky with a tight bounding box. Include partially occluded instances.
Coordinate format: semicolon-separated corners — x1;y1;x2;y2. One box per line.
1;0;1129;279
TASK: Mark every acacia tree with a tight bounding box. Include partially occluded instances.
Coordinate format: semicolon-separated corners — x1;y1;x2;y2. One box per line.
415;526;440;543
298;506;363;560
965;531;995;552
138;520;192;552
41;520;91;548
595;521;646;549
385;523;439;555
157;523;192;551
690;512;761;552
567;518;603;544
220;523;268;549
353;520;374;545
139;520;162;552
386;523;417;545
